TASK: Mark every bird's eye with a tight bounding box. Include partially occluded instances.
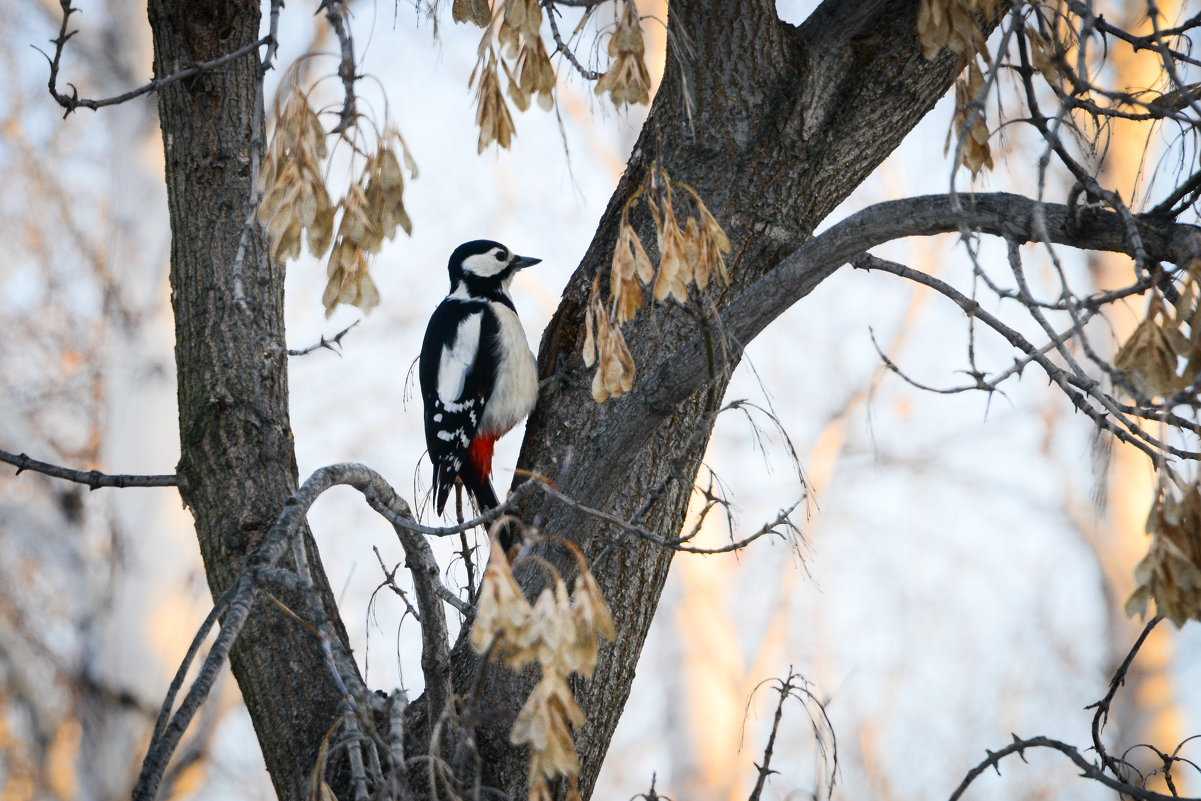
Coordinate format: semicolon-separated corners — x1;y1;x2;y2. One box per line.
494;251;506;262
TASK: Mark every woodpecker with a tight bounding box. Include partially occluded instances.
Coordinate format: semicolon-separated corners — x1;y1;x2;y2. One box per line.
419;240;541;546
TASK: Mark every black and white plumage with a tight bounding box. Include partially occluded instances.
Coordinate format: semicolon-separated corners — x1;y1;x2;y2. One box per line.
419;240;541;542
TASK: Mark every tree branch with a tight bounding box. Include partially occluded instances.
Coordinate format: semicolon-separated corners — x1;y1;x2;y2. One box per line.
133;463;419;801
40;0;268;116
621;193;1200;468
948;734;1201;801
0;448;177;488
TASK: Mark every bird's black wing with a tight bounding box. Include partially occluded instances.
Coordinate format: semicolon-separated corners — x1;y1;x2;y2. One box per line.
418;299;499;514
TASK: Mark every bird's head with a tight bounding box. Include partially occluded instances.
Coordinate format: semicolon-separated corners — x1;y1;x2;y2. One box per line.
447;240;541;298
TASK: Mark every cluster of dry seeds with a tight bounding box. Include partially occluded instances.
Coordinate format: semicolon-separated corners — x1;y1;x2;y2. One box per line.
470;538;615;801
499;0;556;112
258;85;335;264
916;0;1002;176
583;163;731;402
465;0;555;152
1127;476;1201;626
460;0;653;151
258;82;416;316
1116;288;1200;400
1115;259;1201;625
593;0;651;107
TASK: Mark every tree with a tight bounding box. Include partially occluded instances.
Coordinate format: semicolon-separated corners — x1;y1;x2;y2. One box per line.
4;0;1200;800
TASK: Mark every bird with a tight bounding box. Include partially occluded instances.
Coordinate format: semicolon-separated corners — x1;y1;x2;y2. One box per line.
419;239;541;551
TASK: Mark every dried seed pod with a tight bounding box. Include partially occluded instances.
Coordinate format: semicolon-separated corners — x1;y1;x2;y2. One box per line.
469;543;537;668
594;2;651;107
652;200;691;303
474;52;517;152
1127;479;1201;625
322;238;379;317
610;220;650;323
452;0;492;27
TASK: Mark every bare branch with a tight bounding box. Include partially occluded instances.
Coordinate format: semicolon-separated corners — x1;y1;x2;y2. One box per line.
1088;616;1165;778
133;463;419;801
40;0;268;116
746;670;837;801
382;507;455;731
852;255;1201;462
950;616;1201;801
287;320;362;356
0;448;177;488
321;0;359;135
949;734;1201;801
622;193;1200;476
541;0;604;81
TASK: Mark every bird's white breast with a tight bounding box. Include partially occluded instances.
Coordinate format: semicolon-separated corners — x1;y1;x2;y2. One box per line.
482;301;538;436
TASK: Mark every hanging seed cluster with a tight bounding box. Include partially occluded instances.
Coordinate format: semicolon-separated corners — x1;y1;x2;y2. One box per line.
594;1;651;107
1115;257;1201;401
499;0;555;112
258;85;335;264
456;0;652;151
916;0;999;61
463;0;555;152
470;538;615;801
258;84;416;317
1127;477;1201;626
583;163;731;402
917;0;1001;177
949;59;993;177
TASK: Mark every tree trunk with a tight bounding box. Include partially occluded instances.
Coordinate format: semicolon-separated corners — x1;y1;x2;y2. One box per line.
146;0;985;798
444;1;974;797
147;2;351;798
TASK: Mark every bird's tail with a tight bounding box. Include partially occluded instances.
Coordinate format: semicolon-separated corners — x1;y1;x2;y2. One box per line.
463;474;521;554
435;433;521;553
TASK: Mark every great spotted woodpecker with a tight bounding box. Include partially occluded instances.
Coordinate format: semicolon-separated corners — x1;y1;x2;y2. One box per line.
419;240;541;545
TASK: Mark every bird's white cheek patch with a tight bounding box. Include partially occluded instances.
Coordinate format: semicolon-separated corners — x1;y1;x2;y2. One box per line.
462;251;509;277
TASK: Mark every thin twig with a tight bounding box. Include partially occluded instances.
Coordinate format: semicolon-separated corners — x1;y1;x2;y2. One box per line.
0;448;177;488
288;320;362;356
39;0;269;117
948;734;1201;801
540;0;604;81
321;0;359;134
1088;616;1164;777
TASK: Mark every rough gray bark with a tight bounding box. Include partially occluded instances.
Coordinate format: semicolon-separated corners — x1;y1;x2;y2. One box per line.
147;2;356;798
443;1;979;798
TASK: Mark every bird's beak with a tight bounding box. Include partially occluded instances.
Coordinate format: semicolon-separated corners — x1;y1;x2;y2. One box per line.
511;254;542;270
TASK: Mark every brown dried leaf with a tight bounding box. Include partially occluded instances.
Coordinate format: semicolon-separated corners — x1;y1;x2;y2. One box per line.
653;205;691;303
322;238;379;317
949;58;993;177
589;310;636;403
568;569;616;678
610;221;648;323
